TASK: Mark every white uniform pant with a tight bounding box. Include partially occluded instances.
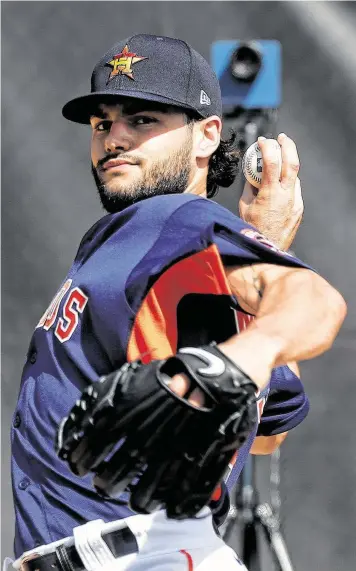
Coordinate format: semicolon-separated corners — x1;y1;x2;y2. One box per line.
11;509;247;571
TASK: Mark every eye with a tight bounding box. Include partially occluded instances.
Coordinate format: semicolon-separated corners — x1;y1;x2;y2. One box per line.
93;120;111;132
131;115;158;126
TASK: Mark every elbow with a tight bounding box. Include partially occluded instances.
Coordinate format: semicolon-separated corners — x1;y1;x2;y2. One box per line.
329;285;347;330
335;290;348;324
322;283;348;350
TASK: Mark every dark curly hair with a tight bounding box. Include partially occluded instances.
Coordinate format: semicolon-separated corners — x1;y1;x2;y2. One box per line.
185;112;241;198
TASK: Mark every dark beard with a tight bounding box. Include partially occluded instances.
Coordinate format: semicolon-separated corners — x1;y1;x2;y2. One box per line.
92;143;193;214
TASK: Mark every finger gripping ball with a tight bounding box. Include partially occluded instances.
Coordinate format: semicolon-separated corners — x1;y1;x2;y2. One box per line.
242;141;281;188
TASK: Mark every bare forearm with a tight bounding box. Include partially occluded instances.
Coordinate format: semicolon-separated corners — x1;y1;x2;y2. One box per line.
249;269;345;365
221;267;347;388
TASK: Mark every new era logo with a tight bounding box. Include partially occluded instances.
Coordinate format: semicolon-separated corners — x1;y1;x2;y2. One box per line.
200;90;211;105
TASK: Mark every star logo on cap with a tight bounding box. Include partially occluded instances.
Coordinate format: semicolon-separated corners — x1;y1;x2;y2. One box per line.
107;45;148;81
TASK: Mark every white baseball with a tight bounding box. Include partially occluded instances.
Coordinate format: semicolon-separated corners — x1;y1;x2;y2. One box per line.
242;140;282;188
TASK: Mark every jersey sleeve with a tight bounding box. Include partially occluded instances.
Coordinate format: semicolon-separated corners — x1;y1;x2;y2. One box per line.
123;195;315;363
256;365;310;436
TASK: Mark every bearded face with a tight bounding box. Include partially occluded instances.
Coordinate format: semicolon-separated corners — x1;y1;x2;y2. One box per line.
90;101;195;213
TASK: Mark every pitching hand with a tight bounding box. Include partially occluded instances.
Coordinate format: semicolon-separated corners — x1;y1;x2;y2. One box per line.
239;133;303;251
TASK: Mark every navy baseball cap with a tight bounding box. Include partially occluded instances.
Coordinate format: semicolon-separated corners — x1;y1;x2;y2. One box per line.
62;34;222;124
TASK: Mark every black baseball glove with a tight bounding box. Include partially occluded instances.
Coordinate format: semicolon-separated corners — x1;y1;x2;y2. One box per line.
56;342;258;519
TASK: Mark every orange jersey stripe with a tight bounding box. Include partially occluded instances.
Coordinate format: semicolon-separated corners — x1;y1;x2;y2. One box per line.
127;244;231;363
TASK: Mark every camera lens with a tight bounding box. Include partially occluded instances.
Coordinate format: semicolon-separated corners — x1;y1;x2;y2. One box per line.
230;43;262;83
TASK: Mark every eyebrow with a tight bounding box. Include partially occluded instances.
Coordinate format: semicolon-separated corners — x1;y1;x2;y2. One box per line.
91;101;174;120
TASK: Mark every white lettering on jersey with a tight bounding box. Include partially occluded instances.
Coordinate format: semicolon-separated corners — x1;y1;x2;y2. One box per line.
36;281;88;343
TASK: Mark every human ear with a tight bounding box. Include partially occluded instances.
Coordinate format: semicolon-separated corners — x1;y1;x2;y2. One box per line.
195;116;222;158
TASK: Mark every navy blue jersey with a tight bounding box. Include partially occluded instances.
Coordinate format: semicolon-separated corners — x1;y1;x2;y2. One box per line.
12;194;309;556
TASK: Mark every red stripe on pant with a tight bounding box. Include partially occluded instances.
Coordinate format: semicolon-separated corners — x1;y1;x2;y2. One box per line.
180;549;194;570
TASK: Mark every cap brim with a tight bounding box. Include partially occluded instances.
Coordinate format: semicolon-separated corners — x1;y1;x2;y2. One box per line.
62;90;202;124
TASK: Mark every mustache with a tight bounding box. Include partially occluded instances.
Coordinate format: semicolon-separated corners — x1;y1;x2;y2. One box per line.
96;153;142;170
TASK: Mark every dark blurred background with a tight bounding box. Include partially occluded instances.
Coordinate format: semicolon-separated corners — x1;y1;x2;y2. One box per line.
2;2;355;569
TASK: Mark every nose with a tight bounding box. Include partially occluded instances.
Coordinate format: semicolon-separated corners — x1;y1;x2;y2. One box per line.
105;120;132;154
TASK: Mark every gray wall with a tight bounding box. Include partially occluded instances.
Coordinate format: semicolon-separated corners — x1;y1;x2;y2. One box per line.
2;2;355;569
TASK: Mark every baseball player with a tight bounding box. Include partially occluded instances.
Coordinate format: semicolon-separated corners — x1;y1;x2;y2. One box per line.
10;34;346;571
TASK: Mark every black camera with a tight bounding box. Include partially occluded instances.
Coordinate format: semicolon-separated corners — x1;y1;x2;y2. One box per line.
210;40;282;114
229;42;263;83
